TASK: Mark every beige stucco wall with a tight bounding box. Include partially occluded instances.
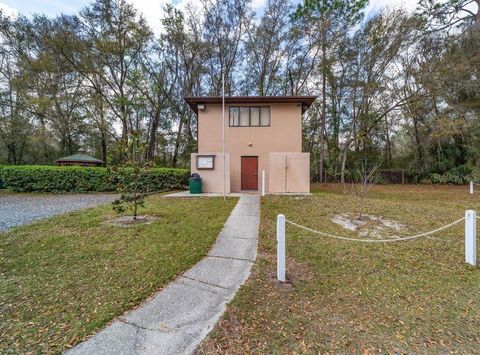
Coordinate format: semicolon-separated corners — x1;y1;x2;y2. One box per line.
196;103;306;193
269;153;310;193
191;153;230;193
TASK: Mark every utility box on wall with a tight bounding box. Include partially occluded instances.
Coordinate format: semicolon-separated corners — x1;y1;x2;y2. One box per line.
269;153;310;193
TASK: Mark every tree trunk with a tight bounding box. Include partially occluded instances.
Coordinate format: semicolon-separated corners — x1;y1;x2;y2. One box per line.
172;116;184;168
146;109;161;160
319;38;327;184
413;116;424;168
340;148;348;184
101;130;107;164
6;143;17;165
38;115;49;163
384;115;392;167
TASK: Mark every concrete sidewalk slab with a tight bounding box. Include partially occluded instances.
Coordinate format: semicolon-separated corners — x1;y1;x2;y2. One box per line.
232;201;260;216
66;195;259;355
121;277;231;332
236;195;260;204
68;321;197;355
208;237;257;261
182;256;252;290
223;216;259;237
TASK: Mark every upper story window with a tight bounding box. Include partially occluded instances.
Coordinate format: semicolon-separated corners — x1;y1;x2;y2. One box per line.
229;106;270;127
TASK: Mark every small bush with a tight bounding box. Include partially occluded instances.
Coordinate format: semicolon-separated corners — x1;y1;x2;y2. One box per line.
0;165;5;188
430;173;443;184
429;165;479;185
470;167;480;183
0;165;189;193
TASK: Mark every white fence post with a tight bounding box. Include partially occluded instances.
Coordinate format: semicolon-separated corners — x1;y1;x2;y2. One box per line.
262;170;265;196
470;181;474;195
465;210;476;266
277;214;286;282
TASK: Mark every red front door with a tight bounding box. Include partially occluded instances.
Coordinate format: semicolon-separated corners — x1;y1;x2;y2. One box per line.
241;156;258;191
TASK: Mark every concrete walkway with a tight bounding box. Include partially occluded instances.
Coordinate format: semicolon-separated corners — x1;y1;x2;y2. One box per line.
66;195;259;355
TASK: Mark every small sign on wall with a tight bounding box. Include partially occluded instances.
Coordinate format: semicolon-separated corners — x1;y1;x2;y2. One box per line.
196;155;215;169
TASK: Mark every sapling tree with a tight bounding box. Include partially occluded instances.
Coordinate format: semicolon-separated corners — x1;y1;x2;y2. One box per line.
347;158;382;220
110;132;152;220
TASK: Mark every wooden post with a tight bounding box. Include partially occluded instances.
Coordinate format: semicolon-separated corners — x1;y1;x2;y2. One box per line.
277;214;286;282
470;181;474;195
465;210;476;266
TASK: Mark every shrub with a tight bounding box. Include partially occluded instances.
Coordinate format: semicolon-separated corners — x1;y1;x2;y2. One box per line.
0;165;5;188
430;173;443;184
470;167;480;183
0;165;189;193
429;165;479;185
111;132;152;219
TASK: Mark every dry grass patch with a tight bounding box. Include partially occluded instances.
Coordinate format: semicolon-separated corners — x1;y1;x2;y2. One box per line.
199;184;480;353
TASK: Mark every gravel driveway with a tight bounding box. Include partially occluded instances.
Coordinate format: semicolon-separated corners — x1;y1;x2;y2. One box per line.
0;193;117;232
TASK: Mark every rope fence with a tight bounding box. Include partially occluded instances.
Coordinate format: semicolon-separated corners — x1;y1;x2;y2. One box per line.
276;210;477;282
285;217;465;243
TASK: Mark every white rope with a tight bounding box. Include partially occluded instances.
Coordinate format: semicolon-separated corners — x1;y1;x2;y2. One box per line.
285;217;465;243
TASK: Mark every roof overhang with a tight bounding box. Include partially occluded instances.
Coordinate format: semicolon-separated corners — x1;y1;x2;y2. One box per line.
184;96;317;115
55;159;104;164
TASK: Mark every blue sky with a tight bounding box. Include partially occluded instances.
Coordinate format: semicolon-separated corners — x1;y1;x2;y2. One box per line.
1;0;418;34
1;0;90;17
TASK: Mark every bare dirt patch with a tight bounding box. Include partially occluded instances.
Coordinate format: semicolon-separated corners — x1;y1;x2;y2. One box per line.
105;215;159;227
331;212;405;238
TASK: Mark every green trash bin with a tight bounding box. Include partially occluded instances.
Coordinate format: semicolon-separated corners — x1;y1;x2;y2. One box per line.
189;173;202;194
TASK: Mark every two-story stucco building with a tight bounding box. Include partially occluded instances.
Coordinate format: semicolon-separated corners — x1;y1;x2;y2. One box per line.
184;96;316;194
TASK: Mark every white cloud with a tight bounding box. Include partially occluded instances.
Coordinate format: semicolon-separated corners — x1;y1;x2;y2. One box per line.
128;0;202;35
126;0;166;34
1;0;420;35
365;0;418;16
251;0;266;10
0;1;18;18
130;0;268;35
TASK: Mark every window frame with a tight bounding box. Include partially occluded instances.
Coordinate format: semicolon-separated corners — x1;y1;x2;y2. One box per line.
228;106;270;127
229;107;240;127
239;106;250;127
259;106;270;127
249;107;260;127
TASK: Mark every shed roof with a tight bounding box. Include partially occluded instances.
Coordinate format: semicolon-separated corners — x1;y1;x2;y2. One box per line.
56;151;104;164
184;96;317;114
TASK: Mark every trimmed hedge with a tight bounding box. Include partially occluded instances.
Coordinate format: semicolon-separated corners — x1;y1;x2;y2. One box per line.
0;165;190;193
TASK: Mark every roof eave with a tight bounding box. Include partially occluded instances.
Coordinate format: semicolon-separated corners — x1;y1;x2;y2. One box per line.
184;96;317;115
56;159;104;164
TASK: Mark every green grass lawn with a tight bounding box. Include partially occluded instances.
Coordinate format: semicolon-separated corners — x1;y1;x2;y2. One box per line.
0;194;238;353
200;184;480;353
